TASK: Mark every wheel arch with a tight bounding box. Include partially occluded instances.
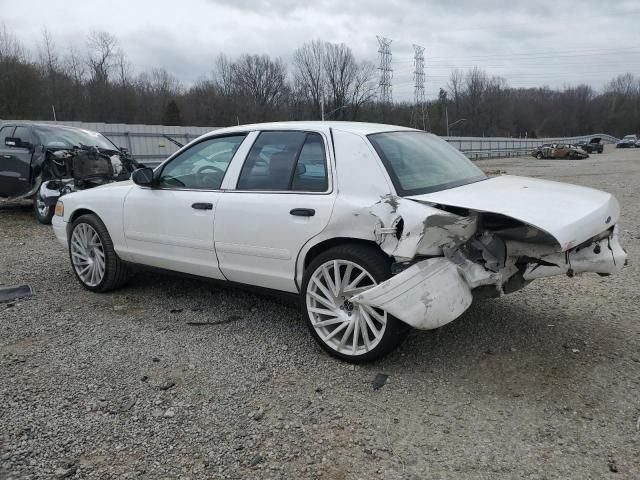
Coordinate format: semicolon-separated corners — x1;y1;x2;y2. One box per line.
296;235;387;291
66;208;100;237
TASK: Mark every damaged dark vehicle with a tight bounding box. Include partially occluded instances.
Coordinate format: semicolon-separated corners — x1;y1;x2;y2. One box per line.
0;122;138;223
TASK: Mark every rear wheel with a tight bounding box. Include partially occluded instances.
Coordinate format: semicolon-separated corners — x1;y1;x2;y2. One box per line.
33;193;54;224
69;214;129;292
301;244;409;363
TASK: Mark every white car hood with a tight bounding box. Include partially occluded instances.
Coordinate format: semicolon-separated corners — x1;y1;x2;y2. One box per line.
407;175;619;251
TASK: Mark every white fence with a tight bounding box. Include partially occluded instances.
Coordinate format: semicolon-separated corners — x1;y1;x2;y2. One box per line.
0;119;619;165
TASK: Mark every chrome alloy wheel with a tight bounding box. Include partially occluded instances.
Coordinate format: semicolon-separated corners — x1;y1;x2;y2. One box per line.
306;259;387;356
70;223;106;287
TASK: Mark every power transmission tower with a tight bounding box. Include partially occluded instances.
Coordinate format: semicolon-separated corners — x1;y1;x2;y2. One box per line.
411;44;429;130
376;36;393;104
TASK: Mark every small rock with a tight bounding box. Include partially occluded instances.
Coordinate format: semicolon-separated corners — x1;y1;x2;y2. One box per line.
140;375;148;382
152;357;160;363
159;380;176;391
170;308;183;313
117;396;137;412
249;454;263;466
571;349;580;354
249;408;265;421
113;305;126;312
164;408;175;418
54;467;76;479
608;459;618;473
372;373;388;390
282;345;289;351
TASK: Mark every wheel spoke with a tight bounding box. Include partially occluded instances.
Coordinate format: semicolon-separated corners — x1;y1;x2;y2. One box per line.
338;318;356;350
359;312;371;351
308;289;336;310
351;315;360;354
314;317;345;328
346;271;367;291
360;307;380;337
363;304;386;325
339;264;353;294
309;306;339;317
321;265;338;297
312;277;336;307
324;321;348;341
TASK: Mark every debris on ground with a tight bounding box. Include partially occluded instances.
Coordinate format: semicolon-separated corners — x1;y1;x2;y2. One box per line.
0;284;33;304
372;373;389;390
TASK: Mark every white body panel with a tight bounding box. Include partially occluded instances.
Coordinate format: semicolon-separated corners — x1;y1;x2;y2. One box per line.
408;175;619;251
122;187;225;279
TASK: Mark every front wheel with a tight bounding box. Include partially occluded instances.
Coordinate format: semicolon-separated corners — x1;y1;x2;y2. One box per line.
301;244;409;363
536;152;543;159
33;194;54;224
69;214;129;292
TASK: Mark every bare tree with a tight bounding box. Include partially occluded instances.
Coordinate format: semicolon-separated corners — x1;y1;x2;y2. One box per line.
292;40;326;117
231;54;287;109
86;31;118;83
214;54;234;96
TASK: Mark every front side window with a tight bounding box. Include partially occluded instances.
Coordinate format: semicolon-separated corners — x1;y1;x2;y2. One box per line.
0;126;15;144
237;131;328;192
368;131;486;196
158;134;246;190
13;126;33;146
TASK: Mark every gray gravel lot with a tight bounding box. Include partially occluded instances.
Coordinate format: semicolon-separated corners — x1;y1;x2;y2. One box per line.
1;146;639;479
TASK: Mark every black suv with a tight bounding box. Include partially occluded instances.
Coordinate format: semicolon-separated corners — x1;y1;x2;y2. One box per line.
0;122;138;223
575;137;604;154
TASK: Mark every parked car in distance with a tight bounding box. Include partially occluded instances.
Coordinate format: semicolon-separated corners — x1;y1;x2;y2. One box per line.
52;122;626;362
531;143;589;159
616;134;638;148
0;122;138;223
575;137;604;154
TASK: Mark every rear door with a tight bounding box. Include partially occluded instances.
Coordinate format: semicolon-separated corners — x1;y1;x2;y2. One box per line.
214;129;336;292
0;125;35;196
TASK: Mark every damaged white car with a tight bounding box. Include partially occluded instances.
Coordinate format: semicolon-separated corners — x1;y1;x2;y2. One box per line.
52;122;627;362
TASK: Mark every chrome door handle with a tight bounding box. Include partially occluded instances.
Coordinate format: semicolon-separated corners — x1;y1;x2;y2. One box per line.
2;155;11;159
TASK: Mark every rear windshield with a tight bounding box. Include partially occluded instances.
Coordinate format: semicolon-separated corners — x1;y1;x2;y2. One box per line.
36;126;117;151
368;131;487;196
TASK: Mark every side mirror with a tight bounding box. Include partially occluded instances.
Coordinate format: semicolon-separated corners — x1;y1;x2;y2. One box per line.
131;167;155;187
5;137;32;149
119;146;129;154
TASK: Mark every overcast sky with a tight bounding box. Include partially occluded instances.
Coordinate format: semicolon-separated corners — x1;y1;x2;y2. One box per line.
2;0;639;101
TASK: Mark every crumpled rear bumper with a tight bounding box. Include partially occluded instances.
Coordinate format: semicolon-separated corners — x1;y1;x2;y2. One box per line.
352;229;627;331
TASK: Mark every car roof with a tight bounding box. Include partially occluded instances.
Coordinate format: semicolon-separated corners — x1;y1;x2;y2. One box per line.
1;121;100;135
203;121;419;137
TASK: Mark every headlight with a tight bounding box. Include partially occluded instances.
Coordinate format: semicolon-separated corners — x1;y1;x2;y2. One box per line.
54;201;64;217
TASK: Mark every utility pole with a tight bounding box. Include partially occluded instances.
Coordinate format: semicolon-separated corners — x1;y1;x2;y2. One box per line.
411;44;427;130
376;36;393;104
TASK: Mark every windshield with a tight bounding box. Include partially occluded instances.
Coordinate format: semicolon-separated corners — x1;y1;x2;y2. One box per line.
368;131;487;196
36;126;118;151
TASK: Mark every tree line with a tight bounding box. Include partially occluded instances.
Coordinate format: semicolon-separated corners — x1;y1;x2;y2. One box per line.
1;25;639;138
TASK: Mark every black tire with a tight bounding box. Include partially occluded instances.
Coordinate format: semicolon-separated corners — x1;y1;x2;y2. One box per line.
536;152;543;159
301;244;409;363
69;214;129;292
33;194;54;224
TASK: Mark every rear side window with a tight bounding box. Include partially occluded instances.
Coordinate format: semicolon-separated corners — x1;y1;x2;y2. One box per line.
237;131;328;192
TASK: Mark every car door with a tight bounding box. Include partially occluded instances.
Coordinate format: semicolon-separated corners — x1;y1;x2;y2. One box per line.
214;129;336;292
0;125;35;197
122;133;250;279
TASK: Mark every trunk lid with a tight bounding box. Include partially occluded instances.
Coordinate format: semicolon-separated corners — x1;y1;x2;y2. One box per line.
407;175;619;251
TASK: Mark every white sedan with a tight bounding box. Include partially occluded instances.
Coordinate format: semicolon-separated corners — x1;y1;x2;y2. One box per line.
52;122;627;363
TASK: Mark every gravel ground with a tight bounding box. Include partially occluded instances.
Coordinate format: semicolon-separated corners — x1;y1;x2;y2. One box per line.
1;145;639;479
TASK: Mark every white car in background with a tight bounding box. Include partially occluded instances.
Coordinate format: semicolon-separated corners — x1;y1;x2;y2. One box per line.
52;122;627;363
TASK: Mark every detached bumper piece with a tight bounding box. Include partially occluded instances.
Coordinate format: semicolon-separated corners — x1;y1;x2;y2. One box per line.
351;258;473;330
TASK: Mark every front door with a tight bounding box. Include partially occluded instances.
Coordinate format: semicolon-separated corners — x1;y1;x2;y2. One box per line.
122;133;249;279
0;125;34;197
214;130;336;292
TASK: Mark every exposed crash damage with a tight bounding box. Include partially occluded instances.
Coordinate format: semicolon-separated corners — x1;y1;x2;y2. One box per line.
38;146;136;208
352;175;627;331
0;122;137;223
